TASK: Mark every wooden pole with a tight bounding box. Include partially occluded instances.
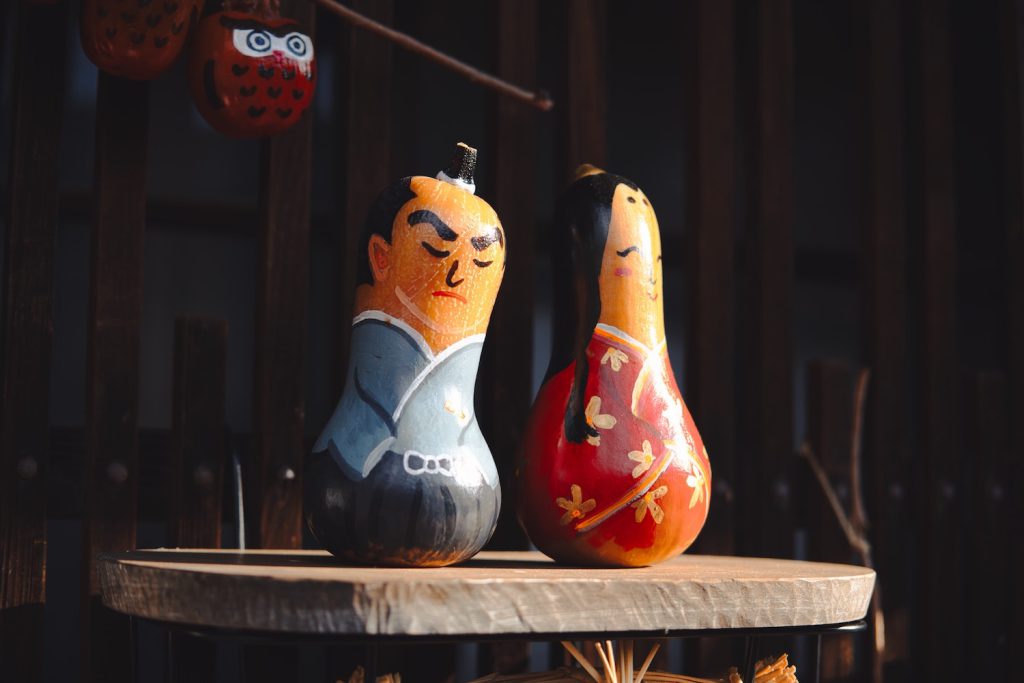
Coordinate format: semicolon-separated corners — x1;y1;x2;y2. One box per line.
0;3;66;681
908;0;962;677
82;72;149;683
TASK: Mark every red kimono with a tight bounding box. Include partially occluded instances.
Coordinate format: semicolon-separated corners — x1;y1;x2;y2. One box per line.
518;324;711;566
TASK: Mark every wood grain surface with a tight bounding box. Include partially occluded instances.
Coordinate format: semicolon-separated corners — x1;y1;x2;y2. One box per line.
98;550;874;637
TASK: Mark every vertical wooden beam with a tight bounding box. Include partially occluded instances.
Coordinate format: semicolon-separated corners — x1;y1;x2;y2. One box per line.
855;0;910;677
168;318;227;683
169;316;228;547
684;0;737;558
335;0;394;393
82;72;149;683
479;0;538;551
0;3;65;681
682;1;738;671
252;0;314;552
803;360;856;680
1000;0;1024;659
559;0;607;183
739;0;795;558
908;0;961;678
963;372;1010;679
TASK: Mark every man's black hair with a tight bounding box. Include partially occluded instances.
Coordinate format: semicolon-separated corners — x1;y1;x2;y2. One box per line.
356;177;417;285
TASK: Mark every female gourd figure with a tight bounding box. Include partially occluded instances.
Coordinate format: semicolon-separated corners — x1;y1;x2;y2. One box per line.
306;143;506;567
517;165;711;567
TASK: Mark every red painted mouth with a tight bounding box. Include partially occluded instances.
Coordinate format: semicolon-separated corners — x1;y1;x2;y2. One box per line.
615;267;633;277
432;290;467;303
647;292;659;301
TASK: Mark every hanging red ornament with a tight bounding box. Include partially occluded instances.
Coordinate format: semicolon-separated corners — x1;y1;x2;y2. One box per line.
80;0;202;81
186;1;317;138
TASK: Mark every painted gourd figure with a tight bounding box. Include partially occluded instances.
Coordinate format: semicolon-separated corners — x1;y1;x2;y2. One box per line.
516;165;711;567
306;143;506;567
81;0;201;81
186;4;316;138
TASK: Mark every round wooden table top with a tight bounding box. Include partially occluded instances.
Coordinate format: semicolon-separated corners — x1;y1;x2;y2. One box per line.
98;549;875;638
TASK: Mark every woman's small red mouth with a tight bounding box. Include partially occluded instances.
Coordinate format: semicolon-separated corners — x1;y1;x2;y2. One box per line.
433;290;467;303
647;291;659;301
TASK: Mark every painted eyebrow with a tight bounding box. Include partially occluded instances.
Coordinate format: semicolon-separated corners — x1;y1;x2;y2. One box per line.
616;246;639;257
407;210;457;241
470;228;504;251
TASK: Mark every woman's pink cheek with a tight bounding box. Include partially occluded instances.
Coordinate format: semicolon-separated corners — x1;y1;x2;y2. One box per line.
615;267;633;277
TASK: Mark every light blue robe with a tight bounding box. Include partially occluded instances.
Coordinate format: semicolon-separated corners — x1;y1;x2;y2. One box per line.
312;311;498;489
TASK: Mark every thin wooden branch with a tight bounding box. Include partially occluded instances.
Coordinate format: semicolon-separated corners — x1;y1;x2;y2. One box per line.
798;441;871;557
799;366;886;681
313;0;554;111
849;369;871;531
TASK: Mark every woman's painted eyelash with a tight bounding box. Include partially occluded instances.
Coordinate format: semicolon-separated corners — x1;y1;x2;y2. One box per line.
616;246;639;257
421;241;450;258
473;259;493;268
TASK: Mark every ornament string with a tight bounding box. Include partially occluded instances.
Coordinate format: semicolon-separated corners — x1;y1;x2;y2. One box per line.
224;0;281;18
312;0;554;111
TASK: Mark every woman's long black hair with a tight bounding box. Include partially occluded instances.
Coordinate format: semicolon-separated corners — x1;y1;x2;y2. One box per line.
546;170;639;443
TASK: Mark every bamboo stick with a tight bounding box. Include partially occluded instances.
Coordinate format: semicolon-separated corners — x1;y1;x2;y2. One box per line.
634;643;660;683
594;642;616;683
561;641;603;683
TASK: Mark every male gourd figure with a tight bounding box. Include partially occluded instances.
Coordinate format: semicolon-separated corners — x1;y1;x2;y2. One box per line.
306;143;506;567
517;165;711;567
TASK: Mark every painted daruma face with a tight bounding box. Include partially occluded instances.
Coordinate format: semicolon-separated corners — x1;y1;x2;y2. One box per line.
365;176;505;346
598;183;665;346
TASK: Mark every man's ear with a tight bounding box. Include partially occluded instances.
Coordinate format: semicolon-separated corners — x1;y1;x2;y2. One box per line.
368;235;392;283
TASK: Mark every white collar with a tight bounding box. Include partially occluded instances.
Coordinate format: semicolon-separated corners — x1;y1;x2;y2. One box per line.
596;323;653;355
353;309;434;359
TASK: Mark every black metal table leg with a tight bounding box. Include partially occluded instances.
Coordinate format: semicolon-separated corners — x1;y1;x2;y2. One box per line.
364;642;379;682
129;615;139;683
742;636;759;682
812;634;822;683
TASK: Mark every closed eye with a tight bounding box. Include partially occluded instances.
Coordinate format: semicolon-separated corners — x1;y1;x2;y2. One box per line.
421;241;450;258
616;246;639;257
473;259;493;268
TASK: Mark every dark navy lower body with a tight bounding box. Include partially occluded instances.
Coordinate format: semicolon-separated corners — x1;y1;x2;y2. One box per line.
304;449;501;567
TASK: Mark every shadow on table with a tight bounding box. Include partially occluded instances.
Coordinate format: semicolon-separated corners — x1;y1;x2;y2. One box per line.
105;549;601;570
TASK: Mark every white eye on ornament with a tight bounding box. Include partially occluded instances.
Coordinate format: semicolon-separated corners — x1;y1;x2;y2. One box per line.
233;29;273;57
277;32;313;61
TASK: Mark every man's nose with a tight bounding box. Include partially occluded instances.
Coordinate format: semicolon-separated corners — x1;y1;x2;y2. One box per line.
446;260;465;287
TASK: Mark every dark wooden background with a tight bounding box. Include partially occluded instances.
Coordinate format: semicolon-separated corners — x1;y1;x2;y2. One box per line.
1;0;1021;681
